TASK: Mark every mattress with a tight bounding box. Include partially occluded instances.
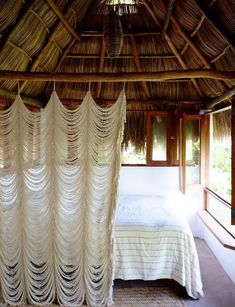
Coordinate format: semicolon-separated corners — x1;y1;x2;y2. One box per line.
114;194;203;299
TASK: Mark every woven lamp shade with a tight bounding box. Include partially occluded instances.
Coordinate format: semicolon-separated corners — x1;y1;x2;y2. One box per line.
103;10;123;59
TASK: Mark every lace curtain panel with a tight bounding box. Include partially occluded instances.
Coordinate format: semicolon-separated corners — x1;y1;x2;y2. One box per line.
0;90;126;307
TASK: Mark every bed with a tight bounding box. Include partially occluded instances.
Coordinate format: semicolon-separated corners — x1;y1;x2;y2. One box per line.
114;194;203;299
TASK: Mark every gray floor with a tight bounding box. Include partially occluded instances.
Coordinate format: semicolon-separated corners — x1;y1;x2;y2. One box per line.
184;238;235;307
114;238;235;307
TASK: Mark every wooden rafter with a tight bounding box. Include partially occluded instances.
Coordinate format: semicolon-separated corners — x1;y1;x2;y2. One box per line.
180;15;206;55
19;1;78;92
0;70;234;82
158;0;228;94
206;85;235;108
54;38;76;72
66;54;176;59
45;0;80;42
78;31;161;37
162;0;176;38
128;24;151;99
165;35;203;97
43;38;76;94
195;0;235;51
96;37;106;99
142;0;203;97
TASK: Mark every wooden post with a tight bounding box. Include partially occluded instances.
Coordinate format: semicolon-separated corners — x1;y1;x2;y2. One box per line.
181;115;186;194
200;115;210;193
232;98;235;224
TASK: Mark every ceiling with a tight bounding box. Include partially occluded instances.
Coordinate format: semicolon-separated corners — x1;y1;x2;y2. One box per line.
0;0;235;111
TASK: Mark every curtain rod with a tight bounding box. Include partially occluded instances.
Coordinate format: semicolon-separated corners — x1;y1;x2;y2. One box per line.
0;70;235;82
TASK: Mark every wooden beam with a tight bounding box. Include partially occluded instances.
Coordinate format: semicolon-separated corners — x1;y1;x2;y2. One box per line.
0;70;235;82
206;85;235;108
46;0;80;42
66;54;176;59
96;37;106;99
232;98;235;224
61;98;203;106
195;0;235;51
142;0;203;97
128;24;151;99
162;0;176;38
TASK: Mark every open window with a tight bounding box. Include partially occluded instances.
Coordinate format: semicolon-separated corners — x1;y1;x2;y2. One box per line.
180;115;207;194
122;111;179;166
204;106;235;232
146;112;170;166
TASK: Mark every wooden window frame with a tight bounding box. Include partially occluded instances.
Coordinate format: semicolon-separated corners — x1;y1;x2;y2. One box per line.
180;114;207;194
232;99;235;225
122;111;181;167
204;104;234;226
170;112;180;166
146;111;171;166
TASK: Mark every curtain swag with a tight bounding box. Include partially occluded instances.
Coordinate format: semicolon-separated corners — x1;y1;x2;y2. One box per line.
0;90;126;307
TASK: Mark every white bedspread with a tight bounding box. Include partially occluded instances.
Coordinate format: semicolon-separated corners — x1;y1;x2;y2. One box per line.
114;194;203;299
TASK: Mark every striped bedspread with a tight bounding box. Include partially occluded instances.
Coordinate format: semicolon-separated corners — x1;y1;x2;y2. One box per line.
114;194;203;299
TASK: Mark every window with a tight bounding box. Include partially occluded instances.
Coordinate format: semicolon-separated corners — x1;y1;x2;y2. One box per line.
185;119;201;185
180;115;206;193
122;111;179;166
147;112;169;165
122;142;146;164
209;108;231;202
205;107;235;235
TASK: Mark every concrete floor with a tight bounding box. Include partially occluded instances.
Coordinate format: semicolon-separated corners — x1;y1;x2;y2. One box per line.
184;238;235;307
114;238;235;307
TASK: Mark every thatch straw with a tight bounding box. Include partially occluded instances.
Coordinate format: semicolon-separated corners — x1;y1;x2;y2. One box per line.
213;108;231;141
0;0;24;32
122;111;146;152
0;0;234;108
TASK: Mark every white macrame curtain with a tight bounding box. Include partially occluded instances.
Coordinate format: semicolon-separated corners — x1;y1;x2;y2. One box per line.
0;89;126;307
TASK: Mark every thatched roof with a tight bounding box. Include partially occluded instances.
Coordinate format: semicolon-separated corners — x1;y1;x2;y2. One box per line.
0;0;235;112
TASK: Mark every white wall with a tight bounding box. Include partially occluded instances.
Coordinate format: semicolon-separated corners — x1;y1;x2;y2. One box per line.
198;218;235;284
118;166;204;236
118;166;235;285
119;166;179;194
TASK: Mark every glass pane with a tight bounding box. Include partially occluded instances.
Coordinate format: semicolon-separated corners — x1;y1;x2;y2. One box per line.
209;109;231;203
152;115;167;161
207;194;235;237
186;119;200;184
122;142;146;164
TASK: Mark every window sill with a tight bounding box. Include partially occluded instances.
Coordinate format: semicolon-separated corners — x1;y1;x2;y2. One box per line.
198;210;235;251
